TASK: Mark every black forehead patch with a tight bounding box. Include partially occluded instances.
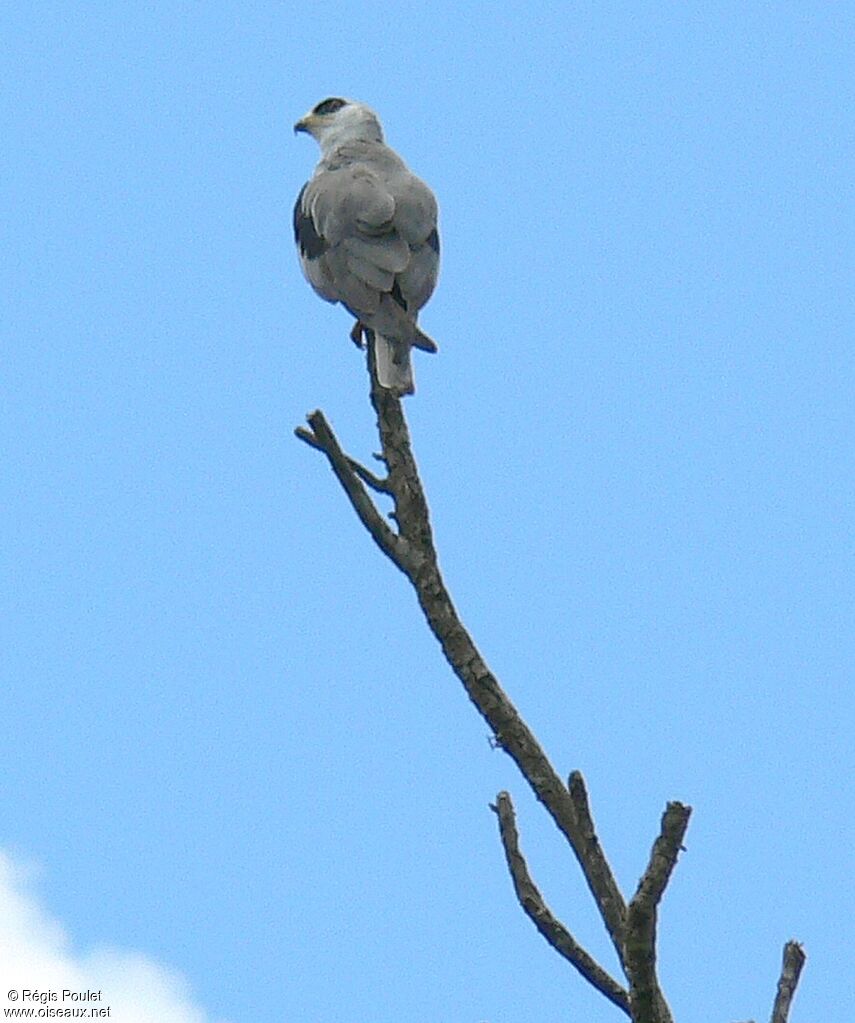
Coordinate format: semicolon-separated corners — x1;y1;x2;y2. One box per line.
312;97;347;116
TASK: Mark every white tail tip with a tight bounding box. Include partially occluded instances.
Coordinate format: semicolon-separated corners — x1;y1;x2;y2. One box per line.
373;334;415;396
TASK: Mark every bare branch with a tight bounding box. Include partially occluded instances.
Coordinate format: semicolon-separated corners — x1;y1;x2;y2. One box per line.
770;941;806;1023
296;425;393;493
347;459;393;494
314;343;633;966
366;344;437;559
630;801;691;911
566;771;630;953
492;791;631;1016
624;802;691;1023
295;410;403;566
298;346;632;963
299;341;753;1020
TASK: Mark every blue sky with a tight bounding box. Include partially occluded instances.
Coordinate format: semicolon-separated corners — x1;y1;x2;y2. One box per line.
2;3;852;1021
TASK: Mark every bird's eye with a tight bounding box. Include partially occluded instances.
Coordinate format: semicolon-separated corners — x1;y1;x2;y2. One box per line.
313;97;347;116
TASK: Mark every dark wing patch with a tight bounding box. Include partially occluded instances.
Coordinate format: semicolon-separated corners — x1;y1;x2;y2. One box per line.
293;184;328;260
390;279;408;311
426;227;440;255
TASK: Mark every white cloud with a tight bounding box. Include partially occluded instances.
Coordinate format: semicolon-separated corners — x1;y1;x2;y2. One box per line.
0;851;226;1023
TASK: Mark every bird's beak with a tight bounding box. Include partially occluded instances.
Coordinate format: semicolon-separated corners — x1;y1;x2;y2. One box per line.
293;113;315;135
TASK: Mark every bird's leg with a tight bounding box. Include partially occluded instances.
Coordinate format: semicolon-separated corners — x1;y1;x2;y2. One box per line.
350;320;367;348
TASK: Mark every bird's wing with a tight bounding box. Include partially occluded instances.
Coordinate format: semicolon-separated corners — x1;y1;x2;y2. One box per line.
294;148;439;325
294;162;406;316
379;163;440;314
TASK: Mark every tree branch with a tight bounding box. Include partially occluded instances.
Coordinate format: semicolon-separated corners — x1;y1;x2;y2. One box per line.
297;342;630;962
566;771;631;955
624;802;691;1023
491;790;631;1016
294;409;403;566
296;337;802;1022
770;941;806;1023
296;424;393;493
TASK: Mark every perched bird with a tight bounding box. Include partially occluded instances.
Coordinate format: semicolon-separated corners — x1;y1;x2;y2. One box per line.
293;97;440;396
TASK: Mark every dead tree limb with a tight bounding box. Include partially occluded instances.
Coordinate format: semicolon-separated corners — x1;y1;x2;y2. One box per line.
295;335;806;1021
491;790;631;1015
770;942;806;1023
296;339;631;971
624;802;691;1023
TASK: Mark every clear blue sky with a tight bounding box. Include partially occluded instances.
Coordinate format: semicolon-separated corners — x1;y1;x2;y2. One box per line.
2;4;852;1021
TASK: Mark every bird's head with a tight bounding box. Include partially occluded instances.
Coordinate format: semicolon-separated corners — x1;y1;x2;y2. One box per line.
294;97;384;153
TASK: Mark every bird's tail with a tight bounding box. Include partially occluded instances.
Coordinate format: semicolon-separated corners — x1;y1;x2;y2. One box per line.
373;334;414;396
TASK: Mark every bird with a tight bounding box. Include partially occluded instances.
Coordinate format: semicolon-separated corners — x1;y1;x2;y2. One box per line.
293;97;440;396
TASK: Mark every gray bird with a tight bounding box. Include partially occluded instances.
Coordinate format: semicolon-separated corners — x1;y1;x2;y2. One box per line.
293;98;440;396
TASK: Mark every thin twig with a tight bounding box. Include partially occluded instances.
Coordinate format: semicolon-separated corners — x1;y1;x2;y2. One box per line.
294;410;403;565
492;791;630;1016
770;941;806;1023
295;426;392;493
348;459;392;494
